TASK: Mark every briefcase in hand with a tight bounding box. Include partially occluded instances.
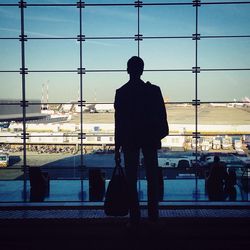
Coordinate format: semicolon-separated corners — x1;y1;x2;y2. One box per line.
104;163;129;216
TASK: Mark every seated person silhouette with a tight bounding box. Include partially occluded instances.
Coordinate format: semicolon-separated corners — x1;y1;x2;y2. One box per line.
29;167;49;202
207;156;228;201
114;56;169;226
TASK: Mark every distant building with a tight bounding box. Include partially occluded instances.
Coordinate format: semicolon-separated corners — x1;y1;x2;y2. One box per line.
0;99;47;122
94;104;114;113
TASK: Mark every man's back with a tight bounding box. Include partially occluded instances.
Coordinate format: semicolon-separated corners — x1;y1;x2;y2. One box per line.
115;79;168;149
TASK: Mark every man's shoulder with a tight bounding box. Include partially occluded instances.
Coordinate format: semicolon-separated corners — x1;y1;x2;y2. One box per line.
145;81;161;92
116;82;130;93
116;81;161;93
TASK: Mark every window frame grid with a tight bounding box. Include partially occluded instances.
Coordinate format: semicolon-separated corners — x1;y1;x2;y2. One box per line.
0;0;250;202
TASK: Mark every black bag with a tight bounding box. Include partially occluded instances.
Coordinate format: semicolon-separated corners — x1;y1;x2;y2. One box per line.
104;164;129;216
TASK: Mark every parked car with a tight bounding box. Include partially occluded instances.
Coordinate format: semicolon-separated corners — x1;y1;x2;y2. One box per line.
0;152;9;167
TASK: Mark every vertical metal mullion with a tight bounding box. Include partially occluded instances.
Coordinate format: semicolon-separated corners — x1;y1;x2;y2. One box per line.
79;0;84;202
20;0;27;202
136;1;141;200
194;1;199;199
137;3;140;56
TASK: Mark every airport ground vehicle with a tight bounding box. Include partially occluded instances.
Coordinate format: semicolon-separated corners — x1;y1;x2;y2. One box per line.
212;136;222;150
222;136;232;150
201;137;212;151
191;138;201;150
0;152;9;167
243;135;250;150
232;136;242;150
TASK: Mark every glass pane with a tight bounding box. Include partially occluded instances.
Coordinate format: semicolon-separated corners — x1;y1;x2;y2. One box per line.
162;178;203;201
25;6;78;38
0;73;21;100
200;4;250;36
26;139;80;178
42;180;82;202
26;40;79;70
0;101;26;135
142;71;194;102
26;73;79;103
138;145;199;201
84;6;136;37
0;6;20;38
199;71;250;102
199;39;250;69
25;130;82;201
141;5;195;37
141;39;195;69
0;145;24;180
195;146;247;201
166;103;196;131
198;102;250;130
84;40;137;69
0;180;24;202
0;40;20;70
84;73;127;103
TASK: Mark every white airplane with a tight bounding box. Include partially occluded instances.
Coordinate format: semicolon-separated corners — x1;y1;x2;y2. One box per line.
242;97;250;107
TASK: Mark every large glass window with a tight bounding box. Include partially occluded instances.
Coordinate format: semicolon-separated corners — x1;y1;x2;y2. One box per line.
0;0;249;203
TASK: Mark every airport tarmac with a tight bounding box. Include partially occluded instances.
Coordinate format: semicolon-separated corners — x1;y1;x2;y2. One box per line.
71;105;250;125
1;105;250;180
1;148;249;180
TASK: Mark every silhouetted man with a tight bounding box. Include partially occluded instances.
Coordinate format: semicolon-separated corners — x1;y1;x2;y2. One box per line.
114;56;169;226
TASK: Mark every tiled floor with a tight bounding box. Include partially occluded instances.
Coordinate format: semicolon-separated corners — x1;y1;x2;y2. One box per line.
0;208;250;220
1;207;250;250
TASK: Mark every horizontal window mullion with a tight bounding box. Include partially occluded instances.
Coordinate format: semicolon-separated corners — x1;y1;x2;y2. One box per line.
201;1;250;6
1;2;250;8
143;2;250;6
18;2;250;7
1;35;250;40
0;70;20;73
4;101;244;105
201;35;250;39
0;36;192;40
0;4;18;7
0;38;20;40
22;4;76;7
1;101;247;105
201;68;250;71
2;68;250;73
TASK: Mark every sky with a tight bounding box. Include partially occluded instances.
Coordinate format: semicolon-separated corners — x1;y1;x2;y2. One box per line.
0;0;250;103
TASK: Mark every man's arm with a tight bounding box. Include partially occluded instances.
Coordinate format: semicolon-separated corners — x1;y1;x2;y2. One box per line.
114;90;121;164
156;86;169;138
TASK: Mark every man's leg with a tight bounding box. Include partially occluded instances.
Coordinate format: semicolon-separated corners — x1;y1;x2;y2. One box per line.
123;147;140;224
142;147;159;221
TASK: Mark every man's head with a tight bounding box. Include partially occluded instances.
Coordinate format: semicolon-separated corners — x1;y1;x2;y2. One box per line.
127;56;144;78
